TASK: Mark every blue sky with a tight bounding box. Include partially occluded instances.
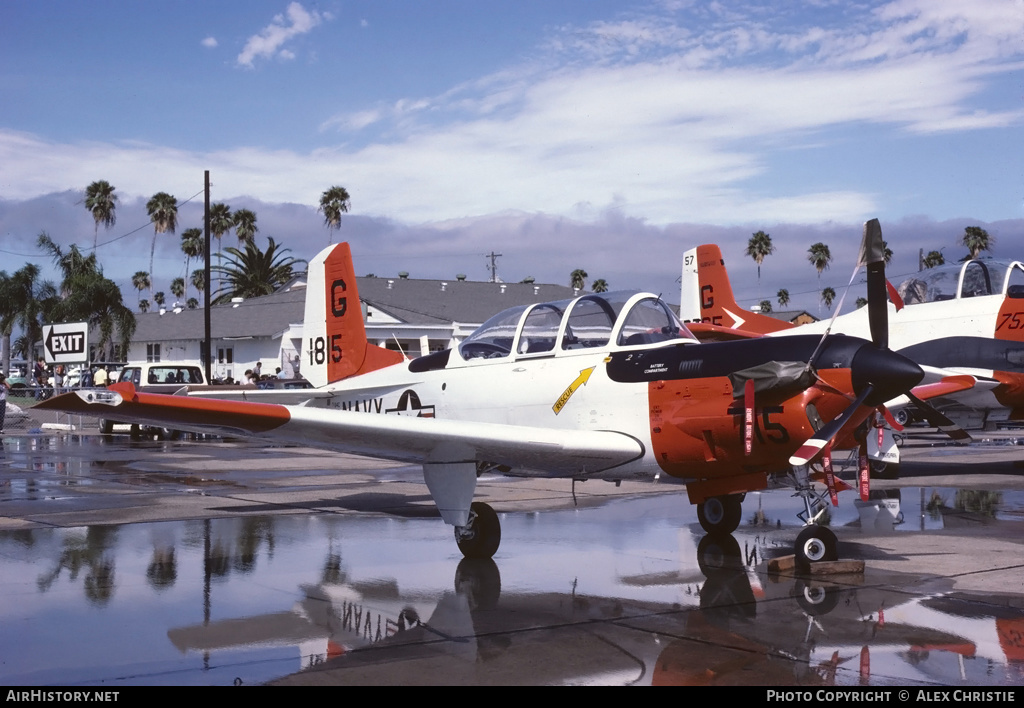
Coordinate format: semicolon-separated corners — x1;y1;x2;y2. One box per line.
2;0;1023;312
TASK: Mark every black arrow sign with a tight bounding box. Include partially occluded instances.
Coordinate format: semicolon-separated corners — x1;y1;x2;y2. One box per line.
45;328;86;359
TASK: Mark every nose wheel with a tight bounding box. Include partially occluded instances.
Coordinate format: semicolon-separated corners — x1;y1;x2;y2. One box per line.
794;525;838;571
697;494;743;535
455;501;501;559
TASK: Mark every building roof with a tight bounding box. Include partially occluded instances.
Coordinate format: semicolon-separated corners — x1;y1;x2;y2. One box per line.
130;287;306;343
357;277;579;326
764;309;818;323
129;277;582;342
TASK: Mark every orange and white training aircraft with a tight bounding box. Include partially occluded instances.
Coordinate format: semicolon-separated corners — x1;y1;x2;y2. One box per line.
680;242;1024;430
40;221;940;567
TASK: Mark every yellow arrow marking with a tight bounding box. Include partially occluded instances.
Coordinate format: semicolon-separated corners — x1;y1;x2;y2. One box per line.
552;367;596;415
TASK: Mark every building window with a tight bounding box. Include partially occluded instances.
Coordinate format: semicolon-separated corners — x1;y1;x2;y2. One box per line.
218;347;233;364
147;343;161;363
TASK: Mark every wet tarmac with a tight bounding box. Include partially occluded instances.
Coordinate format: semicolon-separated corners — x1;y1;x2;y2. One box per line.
1;429;1024;686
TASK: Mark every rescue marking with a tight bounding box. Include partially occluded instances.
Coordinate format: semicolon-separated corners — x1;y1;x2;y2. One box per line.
552;367;595;415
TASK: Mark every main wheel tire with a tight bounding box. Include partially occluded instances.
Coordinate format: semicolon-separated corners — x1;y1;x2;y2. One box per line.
794;525;838;571
455;501;501;559
697;495;742;535
160;428;181;441
98;419;114;435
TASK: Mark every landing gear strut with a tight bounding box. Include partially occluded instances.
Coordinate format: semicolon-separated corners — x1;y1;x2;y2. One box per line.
697;494;742;535
455;501;501;559
791;463;839;569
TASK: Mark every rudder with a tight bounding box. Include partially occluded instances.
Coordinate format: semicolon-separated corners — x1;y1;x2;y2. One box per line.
680;244;794;334
302;242;405;388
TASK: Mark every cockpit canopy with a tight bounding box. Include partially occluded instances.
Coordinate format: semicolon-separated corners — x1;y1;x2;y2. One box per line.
897;259;1024;305
459;291;695;361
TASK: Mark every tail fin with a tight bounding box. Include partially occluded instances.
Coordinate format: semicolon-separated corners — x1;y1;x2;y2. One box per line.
302;242;405;388
680;244;794;334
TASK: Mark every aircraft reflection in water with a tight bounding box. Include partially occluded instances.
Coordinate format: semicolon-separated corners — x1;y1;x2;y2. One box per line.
2;493;1024;686
174;522;1024;687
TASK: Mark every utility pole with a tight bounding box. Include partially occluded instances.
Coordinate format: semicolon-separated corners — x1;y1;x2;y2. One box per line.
486;251;502;283
203;170;211;383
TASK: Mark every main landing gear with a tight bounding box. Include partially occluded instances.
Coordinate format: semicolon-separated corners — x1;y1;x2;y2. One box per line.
455;501;501;559
696;494;743;535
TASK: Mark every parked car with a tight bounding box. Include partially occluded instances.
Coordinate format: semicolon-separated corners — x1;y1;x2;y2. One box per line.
101;362;209;438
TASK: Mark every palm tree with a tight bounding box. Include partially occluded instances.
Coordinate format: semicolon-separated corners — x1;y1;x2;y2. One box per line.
591;278;609;293
808;242;832;314
146;192;178;290
0;265;57;370
131;271;150;310
856;297;868;308
882;240;894;265
777;288;790;308
570;269;588;290
84;180;117;251
153;291;166;308
758;300;772;314
38;232;135;361
180;228;203;296
170;277;186;302
232;209;258;244
209;203;233;248
191;268;206;295
961;226;993;259
209;202;233;292
131;271;151;294
807;242;832;279
746;230;774;290
138;299;150;314
212;237;305;304
186;297;199;310
821;286;836;310
319;186;351;244
922;250;945;269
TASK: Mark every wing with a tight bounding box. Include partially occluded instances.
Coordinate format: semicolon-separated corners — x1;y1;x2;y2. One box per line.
37;383;644;476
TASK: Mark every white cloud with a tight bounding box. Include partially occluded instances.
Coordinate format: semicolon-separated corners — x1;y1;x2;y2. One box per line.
3;1;1023;229
236;2;323;68
201;36;218;49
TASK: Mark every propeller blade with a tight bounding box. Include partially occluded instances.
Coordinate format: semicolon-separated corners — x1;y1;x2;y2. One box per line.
861;219;889;350
879;405;904;432
905;391;973;443
790;385;874;466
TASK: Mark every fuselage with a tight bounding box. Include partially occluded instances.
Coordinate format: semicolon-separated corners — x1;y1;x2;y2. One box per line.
314;290;901;489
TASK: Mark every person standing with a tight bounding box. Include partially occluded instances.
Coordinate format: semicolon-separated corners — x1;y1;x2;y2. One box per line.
0;373;9;433
94;367;108;387
53;365;64;396
33;358;46;401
